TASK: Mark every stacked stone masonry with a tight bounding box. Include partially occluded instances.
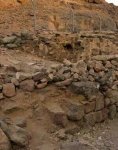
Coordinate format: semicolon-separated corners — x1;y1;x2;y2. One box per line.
0;36;118;126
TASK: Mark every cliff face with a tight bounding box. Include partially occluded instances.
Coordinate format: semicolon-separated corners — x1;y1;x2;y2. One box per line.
0;0;118;34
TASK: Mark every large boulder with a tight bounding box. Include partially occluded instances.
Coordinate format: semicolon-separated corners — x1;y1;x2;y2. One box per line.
71;81;100;99
45;103;68;127
66;101;85;121
0;119;28;147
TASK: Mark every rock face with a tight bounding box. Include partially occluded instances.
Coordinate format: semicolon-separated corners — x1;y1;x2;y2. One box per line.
0;128;11;150
0;119;28;147
0;0;118;34
85;0;105;4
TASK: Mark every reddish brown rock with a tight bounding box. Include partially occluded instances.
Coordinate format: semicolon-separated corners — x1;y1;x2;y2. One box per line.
2;83;16;98
35;82;47;89
93;61;104;72
20;79;35;92
55;78;73;87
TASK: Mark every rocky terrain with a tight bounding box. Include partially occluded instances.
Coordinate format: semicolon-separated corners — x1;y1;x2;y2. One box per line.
0;0;118;150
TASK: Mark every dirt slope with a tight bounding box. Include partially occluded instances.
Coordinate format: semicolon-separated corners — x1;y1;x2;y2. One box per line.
0;0;118;35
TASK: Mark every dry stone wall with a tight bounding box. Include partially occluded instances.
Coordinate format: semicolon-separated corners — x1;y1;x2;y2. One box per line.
0;31;118;149
0;47;118;125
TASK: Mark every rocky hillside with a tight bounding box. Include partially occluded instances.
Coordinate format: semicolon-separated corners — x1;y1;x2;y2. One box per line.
0;0;118;35
0;1;118;150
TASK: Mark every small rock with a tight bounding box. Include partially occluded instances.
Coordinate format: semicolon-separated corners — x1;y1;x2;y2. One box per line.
55;78;73;87
84;112;96;126
41;78;48;83
109;105;117;119
88;75;95;82
2;36;17;44
95;111;104;123
2;83;16;98
6;44;18;49
73;73;79;80
35;82;47;89
85;101;95;113
33;72;46;81
11;78;19;87
56;129;67;140
48;73;54;81
95;93;104;111
93;61;104;72
71;60;87;75
63;59;72;67
0;93;4;100
20;79;35;92
16;72;32;82
51;64;62;71
104;98;111;107
106;90;118;104
105;61;112;68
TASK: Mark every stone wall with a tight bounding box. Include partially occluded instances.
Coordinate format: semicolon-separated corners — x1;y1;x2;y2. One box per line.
0;31;118;149
0;50;118;125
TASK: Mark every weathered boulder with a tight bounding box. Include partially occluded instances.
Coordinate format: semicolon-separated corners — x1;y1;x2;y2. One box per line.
71;81;100;99
66;102;85;121
0;119;28;147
